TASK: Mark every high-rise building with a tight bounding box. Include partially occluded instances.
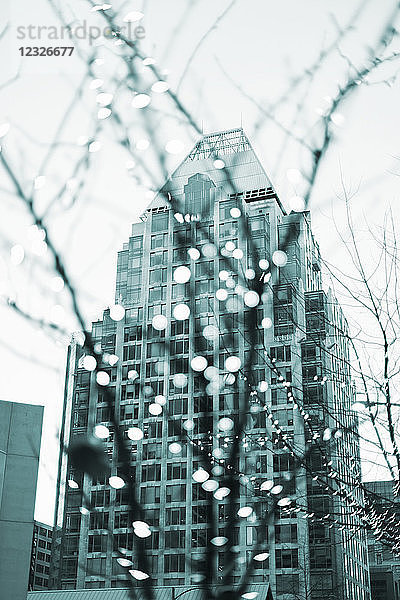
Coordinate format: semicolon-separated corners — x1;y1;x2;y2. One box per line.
29;520;54;590
54;129;370;598
0;400;44;600
364;481;400;600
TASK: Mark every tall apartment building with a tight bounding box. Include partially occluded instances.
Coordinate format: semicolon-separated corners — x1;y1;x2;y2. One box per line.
0;400;44;600
54;129;370;598
29;521;53;590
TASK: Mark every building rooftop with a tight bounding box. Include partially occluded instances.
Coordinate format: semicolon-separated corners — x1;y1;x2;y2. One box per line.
27;584;273;600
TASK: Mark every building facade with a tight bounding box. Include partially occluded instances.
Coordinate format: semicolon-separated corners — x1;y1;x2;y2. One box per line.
365;481;400;600
0;400;44;600
54;129;370;598
29;520;54;590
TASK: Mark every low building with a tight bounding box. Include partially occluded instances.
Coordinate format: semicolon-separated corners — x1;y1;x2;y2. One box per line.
27;583;273;599
365;481;400;600
29;521;54;590
0;400;44;600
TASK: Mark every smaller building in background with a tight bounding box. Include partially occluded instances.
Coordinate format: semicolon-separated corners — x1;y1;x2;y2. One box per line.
27;583;273;600
29;521;54;590
0;400;44;600
365;481;400;600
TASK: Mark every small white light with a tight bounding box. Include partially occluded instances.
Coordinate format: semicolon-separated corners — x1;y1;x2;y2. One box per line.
203;325;219;340
213;159;225;169
132;93;151;108
260;480;274;491
90;78;103;90
191;355;208;372
110;304;125;321
214;487;230;500
218;417;234;432
117;558;132;567
155;395;166;406
277;497;291;507
259;259;269;270
128;369;139;381
173;265;191;283
211;536;228;546
152;314;167;331
245;268;255;280
89;141;102;153
216;288;228;301
261;317;273;329
98;107;111;120
188;247;200;260
272;250;287;267
225;356;241;372
254;552;269;562
244;290;260;308
149;403;162;416
68;479;79;489
10;244;25;266
127;427;144;441
169;442;182;454
123;11;144;22
173;303;190;320
271;484;283;495
202;479;219;492
233;248;243;259
129;569;149;580
96;92;113;106
230;207;241;218
151;81;169;93
96;371;110;386
183;419;194;431
109;476;125;489
193;468;209;483
173;373;188;388
94;424;110;439
136;138;150;151
237;506;253;518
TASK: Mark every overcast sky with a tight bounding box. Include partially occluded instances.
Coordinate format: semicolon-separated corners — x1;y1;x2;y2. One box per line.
1;0;399;524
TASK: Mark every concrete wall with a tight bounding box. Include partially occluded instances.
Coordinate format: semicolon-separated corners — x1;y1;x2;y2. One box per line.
0;400;43;600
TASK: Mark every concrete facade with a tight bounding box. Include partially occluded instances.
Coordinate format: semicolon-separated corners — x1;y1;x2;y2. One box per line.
0;400;43;600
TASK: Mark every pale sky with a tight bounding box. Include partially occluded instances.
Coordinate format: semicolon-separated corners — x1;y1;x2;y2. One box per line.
1;0;399;524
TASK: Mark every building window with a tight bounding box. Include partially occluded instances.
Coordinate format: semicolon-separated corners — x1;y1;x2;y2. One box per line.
140;486;161;504
165;530;185;549
270;345;291;362
151;233;167;249
141;464;161;482
166;484;186;503
151;212;169;232
166;507;186;525
275;548;298;569
150;250;168;266
164;554;185;573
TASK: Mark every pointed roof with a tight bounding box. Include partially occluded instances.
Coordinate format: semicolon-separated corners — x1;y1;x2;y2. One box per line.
146;128;285;214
